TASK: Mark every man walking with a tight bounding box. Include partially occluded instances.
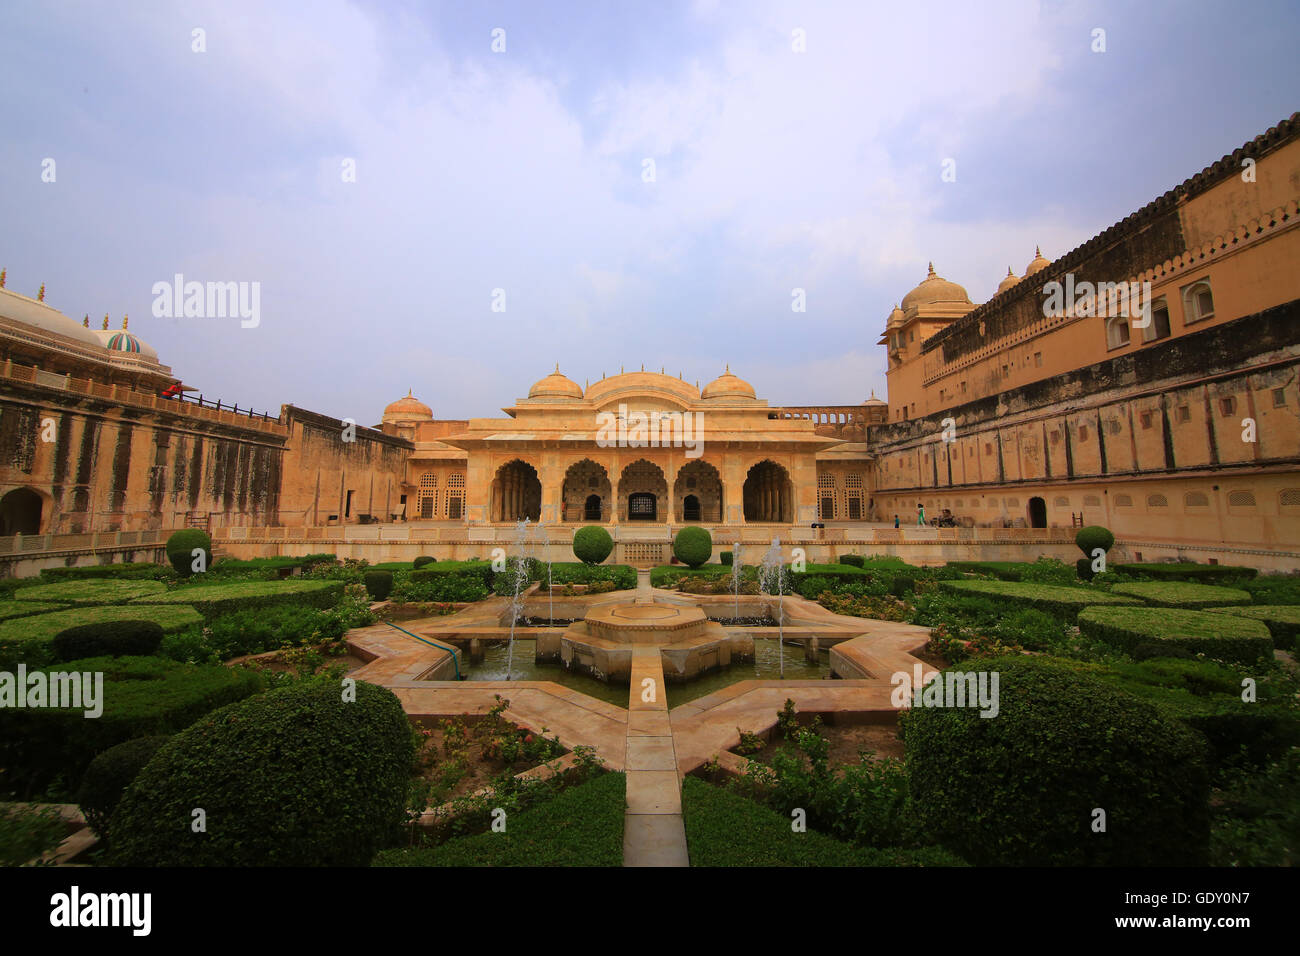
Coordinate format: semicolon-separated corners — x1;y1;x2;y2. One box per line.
917;503;926;527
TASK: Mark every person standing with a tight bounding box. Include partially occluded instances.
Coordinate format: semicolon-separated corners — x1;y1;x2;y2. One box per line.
917;503;926;526
894;514;900;529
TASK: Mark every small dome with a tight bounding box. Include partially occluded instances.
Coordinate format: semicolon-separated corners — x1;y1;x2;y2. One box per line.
0;288;104;350
901;263;971;312
1024;246;1051;277
863;390;886;406
997;267;1020;294
528;366;583;400
885;303;905;330
93;318;160;362
383;389;433;421
701;366;756;400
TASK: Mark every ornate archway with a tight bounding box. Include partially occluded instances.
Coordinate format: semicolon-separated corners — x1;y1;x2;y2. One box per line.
742;460;793;523
673;460;722;522
619;459;668;523
490;460;541;523
561;459;612;523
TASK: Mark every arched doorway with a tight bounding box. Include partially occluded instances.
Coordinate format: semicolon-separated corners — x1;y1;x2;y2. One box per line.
0;488;42;535
562;459;612;522
628;492;657;521
743;461;794;523
491;460;541;523
673;460;722;523
1028;496;1047;528
619;459;668;522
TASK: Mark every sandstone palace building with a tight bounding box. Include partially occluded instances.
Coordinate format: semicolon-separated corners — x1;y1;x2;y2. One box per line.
3;114;1299;572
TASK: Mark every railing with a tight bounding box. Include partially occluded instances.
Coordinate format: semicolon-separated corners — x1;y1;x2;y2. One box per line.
0;529;175;555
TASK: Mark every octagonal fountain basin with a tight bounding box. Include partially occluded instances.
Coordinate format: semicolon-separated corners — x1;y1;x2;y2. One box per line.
584;604;709;644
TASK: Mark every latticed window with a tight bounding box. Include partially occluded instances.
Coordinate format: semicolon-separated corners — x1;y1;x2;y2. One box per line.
1084;495;1101;507
419;474;438;518
446;474;465;519
1185;492;1209;508
1115;494;1133;507
1054;496;1069;508
1147;494;1168;508
818;473;836;520
1279;489;1300;507
1227;490;1256;507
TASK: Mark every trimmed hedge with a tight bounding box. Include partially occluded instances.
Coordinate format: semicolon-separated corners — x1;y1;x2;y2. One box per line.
77;735;172;838
719;551;733;566
938;579;1141;621
165;528;212;576
572;526;614;565
137;580;344;620
51;620;164;662
363;570;394;602
38;562;168;581
673;526;712;569
412;556;436;569
946;561;1034;581
838;554;865;568
681;777;966;867
1111;581;1252;609
0;601;65;622
13;579;166;606
1078;606;1273;664
374;772;627;867
1114;562;1258;583
110;680;414;866
0;604;203;670
902;655;1211;866
1203;605;1300;651
1075;525;1114;556
0;655;264;796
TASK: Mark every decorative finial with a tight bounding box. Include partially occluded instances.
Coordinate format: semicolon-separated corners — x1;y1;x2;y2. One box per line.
0;268;6;288
926;262;935;277
122;314;128;330
660;366;664;374
102;314;109;330
37;283;45;302
1036;245;1042;256
621;365;624;374
585;379;589;390
640;363;645;372
725;363;730;374
1006;266;1014;276
555;362;559;373
83;314;89;328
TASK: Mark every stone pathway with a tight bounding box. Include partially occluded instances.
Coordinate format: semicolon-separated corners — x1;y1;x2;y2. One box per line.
622;647;690;866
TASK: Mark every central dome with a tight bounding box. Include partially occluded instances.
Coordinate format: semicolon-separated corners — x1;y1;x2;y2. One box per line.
0;288;104;350
901;263;971;313
382;390;433;422
584;369;700;406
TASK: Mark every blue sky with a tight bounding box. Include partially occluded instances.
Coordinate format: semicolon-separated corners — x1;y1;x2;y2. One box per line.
1;0;1297;422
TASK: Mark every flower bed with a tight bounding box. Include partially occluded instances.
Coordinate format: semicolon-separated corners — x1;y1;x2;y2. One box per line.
12;579;166;606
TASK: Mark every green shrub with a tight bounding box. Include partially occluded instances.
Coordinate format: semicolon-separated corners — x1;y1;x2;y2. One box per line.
902;655;1211;865
165;529;213;577
719;551;733;566
110;681;414;866
1211;748;1300;866
673;526;712;569
197;605;346;660
1111;581;1252;609
1078;606;1273;664
1114;562;1258;584
571;526;614;565
51;620;164;662
1075;525;1114;557
412;556;436;569
1242;575;1300;606
1203;605;1300;650
375;771;626;867
402;571;489;603
0;656;264;797
363;570;394;602
0;805;66;866
838;554;865;568
937;579;1140;621
993;608;1065;650
139;580;344;620
0;604;203;670
1076;557;1095;582
682;777;965;867
12;579;166;606
537;562;636;589
1019;557;1077;585
0;601;65;621
39;562;168;581
77;735;172;838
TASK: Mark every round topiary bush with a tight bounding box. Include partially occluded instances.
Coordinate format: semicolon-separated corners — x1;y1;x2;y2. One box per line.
109;680;415;866
77;735;172;838
572;526;614;565
673;526;712;569
165;529;212;577
901;655;1211;866
363;570;394;601
1075;525;1114;558
1076;557;1095;582
412;556;436;569
51;620;163;662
